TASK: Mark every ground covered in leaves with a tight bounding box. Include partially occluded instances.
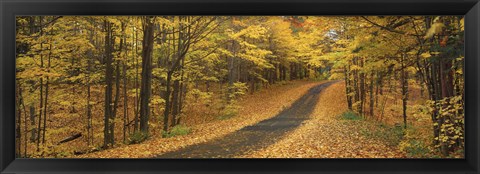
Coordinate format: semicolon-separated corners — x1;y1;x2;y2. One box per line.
78;81;408;158
241;82;406;158
76;80;325;158
156;81;336;158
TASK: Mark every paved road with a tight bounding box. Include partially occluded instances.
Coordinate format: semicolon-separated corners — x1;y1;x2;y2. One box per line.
157;81;337;158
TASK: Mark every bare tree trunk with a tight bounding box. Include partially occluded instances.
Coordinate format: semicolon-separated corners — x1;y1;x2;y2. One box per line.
227;40;236;103
111;57;121;145
290;63;295;80
15;81;22;157
163;72;172;133
21;88;28;157
163;17;177;134
353;58;360;113
401;54;408;129
359;57;365;116
369;72;374;117
344;65;352;110
176;57;186;126
375;72;382;108
37;48;43;150
123;51;128;143
139;16;155;134
86;21;94;146
30;105;36;143
103;20;114;148
134;26;139;133
36;16;44;151
86;57;92;146
42;45;52;144
171;80;180;127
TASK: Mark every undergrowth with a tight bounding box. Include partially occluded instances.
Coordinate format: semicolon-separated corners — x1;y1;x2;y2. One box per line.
127;132;149;144
339;111;363;121
338;110;437;158
162;125;191;138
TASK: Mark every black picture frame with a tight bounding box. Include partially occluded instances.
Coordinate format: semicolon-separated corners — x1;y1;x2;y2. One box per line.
1;0;479;173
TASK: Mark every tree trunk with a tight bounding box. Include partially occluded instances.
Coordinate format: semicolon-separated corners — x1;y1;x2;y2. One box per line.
227;40;236;103
36;16;44;151
172;55;186;126
103;20;115;148
42;45;52;144
369;72;374;117
139;16;155;134
15;81;22;157
163;72;172;134
111;57;120;145
401;54;408;129
134;27;139;133
86;19;94;146
37;48;43;150
86;64;92;145
20;88;27;157
439;56;455;155
30;105;36;143
123;54;128;143
86;23;93;145
353;58;360;113
290;63;295;80
359;57;365;116
177;79;186;125
171;80;180;127
344;65;352;110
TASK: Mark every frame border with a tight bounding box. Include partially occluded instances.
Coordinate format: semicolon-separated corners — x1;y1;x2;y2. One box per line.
1;0;479;173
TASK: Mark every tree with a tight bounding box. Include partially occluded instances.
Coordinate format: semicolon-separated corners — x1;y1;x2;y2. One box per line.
139;16;155;134
103;19;115;148
14;16;464;158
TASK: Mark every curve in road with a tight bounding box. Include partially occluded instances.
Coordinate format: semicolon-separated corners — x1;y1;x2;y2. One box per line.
157;81;338;158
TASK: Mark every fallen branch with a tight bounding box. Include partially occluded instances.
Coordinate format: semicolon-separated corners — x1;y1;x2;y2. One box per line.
56;133;82;145
73;148;100;155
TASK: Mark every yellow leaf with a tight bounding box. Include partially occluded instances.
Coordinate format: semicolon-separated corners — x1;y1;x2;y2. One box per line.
421;52;432;59
425;22;445;39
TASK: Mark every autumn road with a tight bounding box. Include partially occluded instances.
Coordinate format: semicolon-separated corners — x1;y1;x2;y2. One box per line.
156;81;338;158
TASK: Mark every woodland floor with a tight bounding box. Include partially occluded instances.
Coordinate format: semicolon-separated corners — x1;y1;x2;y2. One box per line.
77;80;406;158
157;81;405;158
76;80;326;158
241;82;405;158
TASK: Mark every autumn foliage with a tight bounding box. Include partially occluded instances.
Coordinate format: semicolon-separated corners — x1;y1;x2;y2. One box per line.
15;16;464;158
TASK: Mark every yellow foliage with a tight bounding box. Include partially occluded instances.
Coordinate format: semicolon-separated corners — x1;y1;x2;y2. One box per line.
425;22;445;39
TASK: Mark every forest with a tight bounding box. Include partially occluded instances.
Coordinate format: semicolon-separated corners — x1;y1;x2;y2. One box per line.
15;16;464;158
